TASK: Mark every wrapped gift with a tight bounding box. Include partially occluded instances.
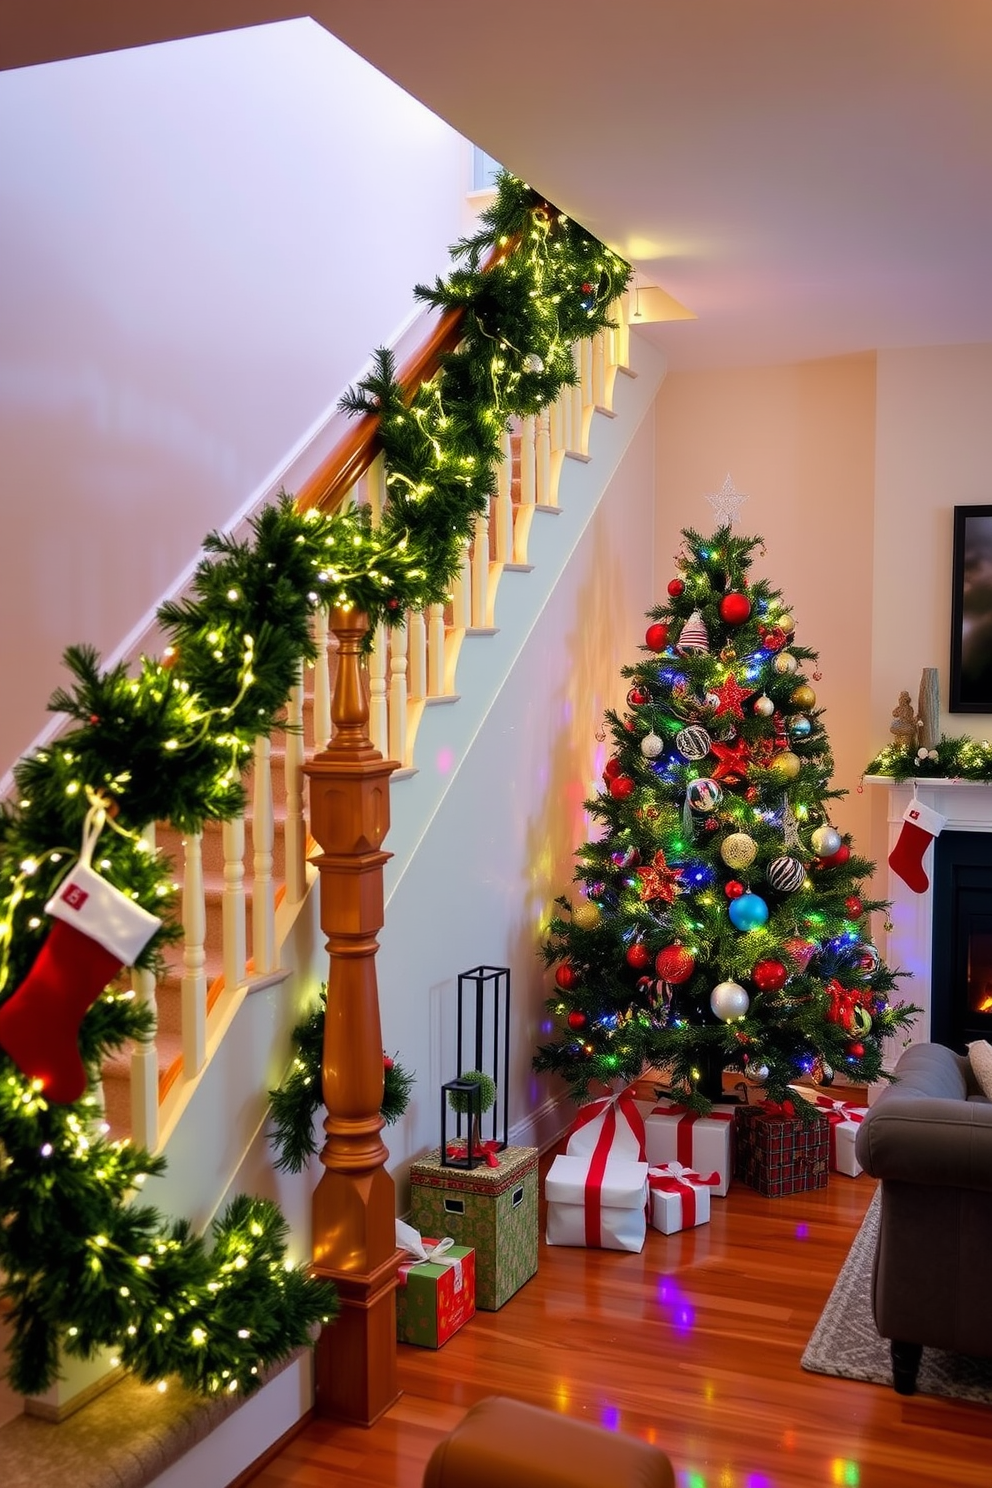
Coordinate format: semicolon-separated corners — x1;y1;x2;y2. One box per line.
546;1089;649;1252
643;1098;734;1196
409;1145;538;1310
395;1220;475;1348
647;1162;719;1234
733;1100;829;1197
803;1092;868;1176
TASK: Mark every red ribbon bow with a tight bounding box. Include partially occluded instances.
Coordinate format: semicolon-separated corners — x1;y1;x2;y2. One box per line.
446;1139;500;1169
758;1098;796;1118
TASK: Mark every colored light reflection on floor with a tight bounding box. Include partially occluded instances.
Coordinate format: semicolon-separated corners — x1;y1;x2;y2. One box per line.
795;1222;809;1239
599;1402;620;1431
831;1460;860;1485
746;1473;773;1488
656;1275;696;1334
554;1380;570;1411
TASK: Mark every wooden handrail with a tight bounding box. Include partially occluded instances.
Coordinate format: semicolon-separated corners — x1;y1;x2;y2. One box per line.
294;302;467;513
295;240;516;514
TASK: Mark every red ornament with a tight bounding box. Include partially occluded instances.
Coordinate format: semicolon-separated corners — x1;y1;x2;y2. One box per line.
847;1041;865;1059
603;756;622;780
710;673;753;720
382;1053;394;1071
751;958;788;992
625;942;652;970
724;880;745;899
636;850;684;904
654;944;695;983
758;624;787;652
844;895;864;918
816;843;851;869
609;775;635;800
567;1010;588;1031
704;816;720;831
718;591;751;625
645;622;669;651
744;786;760;803
627;686;650;706
667;578;685;597
555;963;580;991
710;735;752;784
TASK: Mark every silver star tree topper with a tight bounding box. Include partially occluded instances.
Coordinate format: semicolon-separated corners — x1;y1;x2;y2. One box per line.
705;473;749;526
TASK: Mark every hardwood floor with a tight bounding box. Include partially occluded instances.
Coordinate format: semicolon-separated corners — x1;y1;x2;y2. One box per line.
245;1155;992;1488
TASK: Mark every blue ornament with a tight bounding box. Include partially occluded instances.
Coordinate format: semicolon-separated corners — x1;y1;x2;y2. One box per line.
728;893;770;931
788;714;812;739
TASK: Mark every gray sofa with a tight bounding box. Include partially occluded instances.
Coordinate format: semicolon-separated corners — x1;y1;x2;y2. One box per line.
854;1041;992;1393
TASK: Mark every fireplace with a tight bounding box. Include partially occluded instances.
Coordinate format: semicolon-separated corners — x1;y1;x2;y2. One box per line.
867;777;992;1060
931;830;992;1050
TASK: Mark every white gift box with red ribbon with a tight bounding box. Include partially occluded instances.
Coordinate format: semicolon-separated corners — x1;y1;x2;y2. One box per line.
545;1090;649;1252
790;1091;868;1176
647;1161;720;1234
642;1098;734;1196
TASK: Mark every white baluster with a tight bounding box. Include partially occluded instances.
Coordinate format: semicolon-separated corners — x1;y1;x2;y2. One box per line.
471;509;490;627
592;326;607;410
617;289;631;369
368;623;388;756
222;815;247;990
366;451;387;521
579;338;594;455
409;609;427;698
181;831;207;1078
535;409;553;507
514;416;537;565
427;603;446;697
284;660;307;905
570;348;584;453
493;423;514;563
130;821;159;1150
388;619;409;765
252;736;277;976
313;607;332;750
451;547;472;631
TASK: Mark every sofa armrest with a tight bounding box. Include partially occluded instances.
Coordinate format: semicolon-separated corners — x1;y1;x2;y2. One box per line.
855;1096;992;1190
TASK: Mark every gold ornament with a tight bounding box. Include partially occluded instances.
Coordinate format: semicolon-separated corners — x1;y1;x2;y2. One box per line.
769;751;802;781
773;651;798;675
777;614;795;635
720;831;758;869
790;683;816;710
572;901;601;930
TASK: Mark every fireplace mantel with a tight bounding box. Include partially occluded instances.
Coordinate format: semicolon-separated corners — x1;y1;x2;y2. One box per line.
865;775;992;1052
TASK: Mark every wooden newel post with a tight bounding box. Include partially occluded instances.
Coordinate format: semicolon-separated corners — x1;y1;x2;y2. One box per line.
303;605;402;1426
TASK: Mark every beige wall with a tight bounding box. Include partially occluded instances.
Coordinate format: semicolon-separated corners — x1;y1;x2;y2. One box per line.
654;355;878;859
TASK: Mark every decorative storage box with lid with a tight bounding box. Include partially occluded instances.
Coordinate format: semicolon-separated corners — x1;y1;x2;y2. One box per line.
409;1145;538;1311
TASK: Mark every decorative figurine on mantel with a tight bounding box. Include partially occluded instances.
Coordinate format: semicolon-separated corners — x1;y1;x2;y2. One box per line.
889;690;918;748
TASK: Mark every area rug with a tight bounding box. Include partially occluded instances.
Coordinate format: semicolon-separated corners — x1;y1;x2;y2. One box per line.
801;1190;992;1403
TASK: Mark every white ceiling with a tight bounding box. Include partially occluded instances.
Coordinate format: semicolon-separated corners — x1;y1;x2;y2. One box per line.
6;1;992;370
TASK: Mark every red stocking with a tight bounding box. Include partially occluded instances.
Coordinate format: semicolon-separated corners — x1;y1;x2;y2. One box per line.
0;808;161;1104
0;921;123;1103
888;799;946;894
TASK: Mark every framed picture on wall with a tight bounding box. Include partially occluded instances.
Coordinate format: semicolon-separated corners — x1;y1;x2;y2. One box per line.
950;504;992;712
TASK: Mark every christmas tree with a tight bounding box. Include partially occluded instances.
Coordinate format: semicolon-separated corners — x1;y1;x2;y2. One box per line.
536;520;918;1110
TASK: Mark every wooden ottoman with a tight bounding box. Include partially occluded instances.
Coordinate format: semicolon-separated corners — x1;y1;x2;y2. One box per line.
422;1395;676;1488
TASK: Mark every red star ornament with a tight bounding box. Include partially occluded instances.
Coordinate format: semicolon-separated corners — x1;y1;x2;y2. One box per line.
636;851;684;904
711;672;754;720
710;735;752;784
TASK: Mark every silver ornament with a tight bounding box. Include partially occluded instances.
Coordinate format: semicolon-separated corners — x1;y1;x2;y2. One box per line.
766;855;807;893
710;981;750;1021
676;725;712;760
525;352;544;373
753;694;775;717
819;1062;835;1086
640;732;664;759
810;825;842;858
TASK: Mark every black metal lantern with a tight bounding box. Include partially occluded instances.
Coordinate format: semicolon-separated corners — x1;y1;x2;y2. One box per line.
441;1077;484;1169
456;964;510;1153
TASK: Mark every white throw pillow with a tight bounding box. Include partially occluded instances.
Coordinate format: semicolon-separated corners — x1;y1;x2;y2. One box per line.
967;1040;992;1101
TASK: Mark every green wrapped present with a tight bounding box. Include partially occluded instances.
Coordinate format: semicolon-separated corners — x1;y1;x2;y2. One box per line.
409;1145;538;1310
395;1231;475;1349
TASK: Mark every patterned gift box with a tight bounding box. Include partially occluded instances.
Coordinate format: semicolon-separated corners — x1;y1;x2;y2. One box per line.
395;1240;475;1348
409;1145;538;1310
733;1103;829;1196
642;1098;734;1196
647;1162;718;1234
794;1091;868;1176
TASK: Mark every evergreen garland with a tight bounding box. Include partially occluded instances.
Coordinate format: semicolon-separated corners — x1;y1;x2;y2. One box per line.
0;173;630;1396
268;991;415;1174
866;735;992;782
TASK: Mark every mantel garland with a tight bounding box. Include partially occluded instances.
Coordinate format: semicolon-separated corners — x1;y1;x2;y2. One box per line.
0;173;631;1397
865;735;992;783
